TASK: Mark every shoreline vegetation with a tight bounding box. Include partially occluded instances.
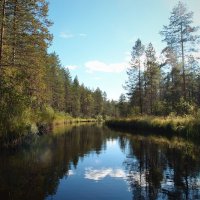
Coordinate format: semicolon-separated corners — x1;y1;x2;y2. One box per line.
0;108;102;148
105;115;200;140
0;0;116;148
1;1;200;148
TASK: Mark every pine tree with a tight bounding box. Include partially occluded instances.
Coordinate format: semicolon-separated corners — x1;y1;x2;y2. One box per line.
93;88;103;116
80;86;94;117
144;43;161;114
0;0;6;66
71;76;81;117
125;39;145;114
63;68;72;114
0;0;52;134
118;94;128;117
160;1;199;100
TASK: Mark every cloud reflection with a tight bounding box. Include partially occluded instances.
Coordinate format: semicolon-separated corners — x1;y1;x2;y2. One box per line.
85;168;126;181
68;170;74;176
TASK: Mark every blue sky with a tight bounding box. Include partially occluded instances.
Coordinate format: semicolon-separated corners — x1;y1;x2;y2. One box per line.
48;0;200;100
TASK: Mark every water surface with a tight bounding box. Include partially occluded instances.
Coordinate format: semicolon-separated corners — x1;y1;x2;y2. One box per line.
0;124;200;200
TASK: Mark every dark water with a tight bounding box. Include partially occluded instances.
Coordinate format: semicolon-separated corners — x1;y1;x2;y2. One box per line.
0;124;200;200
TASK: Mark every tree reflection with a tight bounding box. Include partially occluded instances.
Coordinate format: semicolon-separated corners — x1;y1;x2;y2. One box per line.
121;135;200;200
0;125;200;200
0;124;117;200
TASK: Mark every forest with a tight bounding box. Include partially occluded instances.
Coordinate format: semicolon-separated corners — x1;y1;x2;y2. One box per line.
1;1;200;199
109;2;200;138
119;1;200;117
0;0;117;141
0;0;200;143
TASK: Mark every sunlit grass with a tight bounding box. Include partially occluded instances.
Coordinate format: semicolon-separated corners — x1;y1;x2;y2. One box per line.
106;115;200;139
52;114;97;126
0;105;98;147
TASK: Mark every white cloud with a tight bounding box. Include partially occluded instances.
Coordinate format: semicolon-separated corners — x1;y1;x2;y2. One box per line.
84;167;148;189
68;170;74;176
65;65;78;70
111;169;126;178
107;140;117;147
85;60;128;73
60;32;87;39
85;168;126;181
60;32;74;39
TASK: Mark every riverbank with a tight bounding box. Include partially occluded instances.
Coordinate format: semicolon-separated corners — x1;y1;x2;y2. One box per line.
105;116;200;139
52;117;98;126
0;109;100;148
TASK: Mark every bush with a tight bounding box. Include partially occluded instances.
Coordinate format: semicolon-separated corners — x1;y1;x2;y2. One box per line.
152;101;171;116
38;105;55;124
175;98;195;115
96;115;103;122
128;106;140;116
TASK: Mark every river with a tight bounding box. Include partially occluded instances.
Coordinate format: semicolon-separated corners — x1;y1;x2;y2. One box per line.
0;124;200;200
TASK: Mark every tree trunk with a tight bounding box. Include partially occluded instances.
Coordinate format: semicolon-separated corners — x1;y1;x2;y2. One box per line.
139;60;143;114
150;65;153;114
0;0;6;67
12;0;18;66
181;22;186;100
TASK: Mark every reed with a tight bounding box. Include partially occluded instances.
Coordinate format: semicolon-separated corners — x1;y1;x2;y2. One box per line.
105;115;200;139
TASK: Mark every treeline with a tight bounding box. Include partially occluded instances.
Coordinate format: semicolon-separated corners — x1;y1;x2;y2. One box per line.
118;1;200;117
43;54;117;119
0;0;115;136
39;52;116;119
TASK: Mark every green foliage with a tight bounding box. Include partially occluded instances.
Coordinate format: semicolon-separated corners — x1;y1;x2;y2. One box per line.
117;94;128;117
37;105;55;124
0;0;117;144
175;98;195;115
152;101;166;116
95;115;103;122
1;0;200;146
128;106;140;116
125;39;145;114
120;2;200;118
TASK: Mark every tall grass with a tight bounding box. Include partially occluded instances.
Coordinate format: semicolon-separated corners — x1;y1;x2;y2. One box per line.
105;115;200;139
0;105;98;147
52;112;98;126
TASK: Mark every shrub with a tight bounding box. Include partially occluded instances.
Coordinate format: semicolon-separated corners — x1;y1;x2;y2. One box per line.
38;105;55;124
175;98;195;115
96;115;103;122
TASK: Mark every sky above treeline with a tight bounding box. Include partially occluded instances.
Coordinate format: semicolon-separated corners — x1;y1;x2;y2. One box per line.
48;0;200;100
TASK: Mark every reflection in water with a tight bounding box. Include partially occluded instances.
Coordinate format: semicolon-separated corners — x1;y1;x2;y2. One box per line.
85;168;126;181
0;124;199;200
67;170;74;176
123;135;200;200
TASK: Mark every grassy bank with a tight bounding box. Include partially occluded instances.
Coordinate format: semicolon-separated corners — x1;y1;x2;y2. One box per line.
0;106;100;148
52;113;97;126
105;116;200;139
